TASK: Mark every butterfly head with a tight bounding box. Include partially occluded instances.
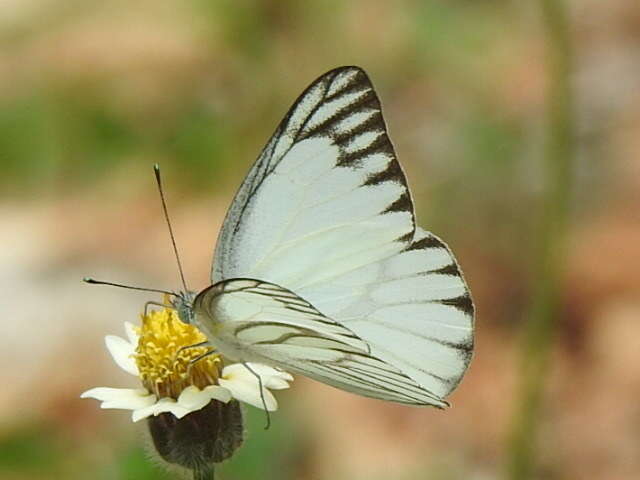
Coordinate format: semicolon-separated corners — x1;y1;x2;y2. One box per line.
171;290;197;325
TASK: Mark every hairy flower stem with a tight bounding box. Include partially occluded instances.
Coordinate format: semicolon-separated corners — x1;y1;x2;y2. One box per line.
506;0;574;478
193;466;215;480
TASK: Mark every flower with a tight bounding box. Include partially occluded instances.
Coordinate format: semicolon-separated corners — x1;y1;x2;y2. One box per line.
81;305;293;422
81;302;294;473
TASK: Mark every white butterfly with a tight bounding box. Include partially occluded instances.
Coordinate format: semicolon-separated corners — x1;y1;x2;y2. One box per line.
91;66;474;409
174;66;475;408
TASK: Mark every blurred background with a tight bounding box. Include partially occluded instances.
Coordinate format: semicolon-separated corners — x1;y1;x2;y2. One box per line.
1;0;639;479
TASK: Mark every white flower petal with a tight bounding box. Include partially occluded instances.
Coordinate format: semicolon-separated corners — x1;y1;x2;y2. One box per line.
220;364;253;381
177;386;212;411
81;387;155;410
246;363;294;382
153;398;192;419
132;403;158;422
262;377;291;390
102;395;156;410
176;385;233;413
203;385;232;403
81;387;127;401
124;321;139;344
218;376;278;411
222;363;293;390
105;335;138;376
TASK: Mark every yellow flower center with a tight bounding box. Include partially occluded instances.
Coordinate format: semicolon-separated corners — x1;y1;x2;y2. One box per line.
134;305;222;398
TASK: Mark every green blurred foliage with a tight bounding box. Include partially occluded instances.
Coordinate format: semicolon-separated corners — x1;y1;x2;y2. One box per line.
218;407;302;480
0;426;62;474
0;0;526;199
114;446;173;480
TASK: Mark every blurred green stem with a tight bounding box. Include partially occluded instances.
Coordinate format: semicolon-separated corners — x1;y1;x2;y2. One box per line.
506;0;574;478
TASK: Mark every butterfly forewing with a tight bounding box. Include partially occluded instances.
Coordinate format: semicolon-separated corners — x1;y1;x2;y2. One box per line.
194;279;448;407
212;66;414;286
206;66;474;406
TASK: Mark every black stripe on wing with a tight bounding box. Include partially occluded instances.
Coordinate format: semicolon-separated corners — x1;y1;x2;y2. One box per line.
213;67;420;281
247;66;415;237
405;231;476;319
397;230;475;389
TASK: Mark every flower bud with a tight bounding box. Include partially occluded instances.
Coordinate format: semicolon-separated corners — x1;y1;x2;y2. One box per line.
148;399;243;471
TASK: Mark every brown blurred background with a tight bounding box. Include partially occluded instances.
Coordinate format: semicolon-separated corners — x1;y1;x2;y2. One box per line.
1;1;639;479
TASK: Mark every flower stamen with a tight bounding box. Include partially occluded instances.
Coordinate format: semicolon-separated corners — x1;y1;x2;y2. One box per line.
134;307;222;398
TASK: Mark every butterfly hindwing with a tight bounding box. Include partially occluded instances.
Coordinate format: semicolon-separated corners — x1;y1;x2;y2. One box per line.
297;228;474;399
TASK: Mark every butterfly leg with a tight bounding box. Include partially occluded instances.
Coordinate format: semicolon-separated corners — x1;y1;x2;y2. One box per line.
184;347;217;378
144;301;166;316
177;340;212;355
241;362;271;430
176;339;213;368
177;341;214;367
188;348;216;364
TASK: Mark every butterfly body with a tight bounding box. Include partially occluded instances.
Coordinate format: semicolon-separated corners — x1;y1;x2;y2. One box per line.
176;66;474;408
171;291;197;325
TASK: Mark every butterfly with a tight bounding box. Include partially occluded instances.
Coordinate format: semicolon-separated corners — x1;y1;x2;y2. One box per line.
93;66;474;408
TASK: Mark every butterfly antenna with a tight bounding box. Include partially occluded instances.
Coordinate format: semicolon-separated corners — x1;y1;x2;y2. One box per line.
83;277;176;296
154;164;189;293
